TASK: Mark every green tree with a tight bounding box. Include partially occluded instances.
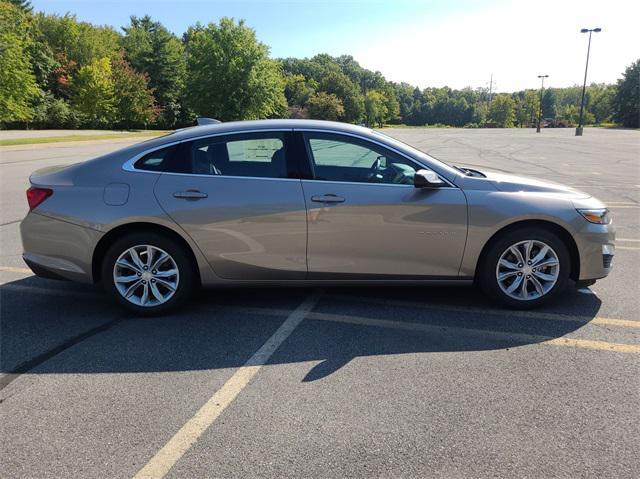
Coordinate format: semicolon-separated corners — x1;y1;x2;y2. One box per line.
35;13;120;66
490;94;516;127
283;73;316;107
112;55;158;128
5;0;31;12
588;84;615;124
515;90;539;127
121;16;186;127
184;18;287;121
0;1;39;123
364;90;388;127
612;59;639;128
71;57;115;125
306;92;344;121
541;89;557;119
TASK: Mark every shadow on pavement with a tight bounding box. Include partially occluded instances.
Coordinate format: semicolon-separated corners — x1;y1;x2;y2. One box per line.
0;276;602;384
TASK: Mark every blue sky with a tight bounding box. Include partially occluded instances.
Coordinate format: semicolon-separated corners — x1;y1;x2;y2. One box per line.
31;0;639;92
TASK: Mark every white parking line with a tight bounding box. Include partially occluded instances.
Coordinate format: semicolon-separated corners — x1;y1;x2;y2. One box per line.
132;290;323;479
618;238;640;242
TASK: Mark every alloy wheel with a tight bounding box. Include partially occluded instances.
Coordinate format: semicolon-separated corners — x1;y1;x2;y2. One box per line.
113;244;180;307
496;239;560;301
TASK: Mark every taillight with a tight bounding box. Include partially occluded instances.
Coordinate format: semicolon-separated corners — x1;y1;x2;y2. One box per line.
26;187;53;210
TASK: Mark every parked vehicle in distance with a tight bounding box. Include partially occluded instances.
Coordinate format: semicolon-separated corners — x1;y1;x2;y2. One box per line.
21;120;614;315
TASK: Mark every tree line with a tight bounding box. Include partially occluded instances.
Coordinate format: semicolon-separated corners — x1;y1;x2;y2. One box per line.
1;0;638;130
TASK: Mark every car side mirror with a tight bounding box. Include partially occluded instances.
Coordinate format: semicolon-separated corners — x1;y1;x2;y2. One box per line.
414;169;445;188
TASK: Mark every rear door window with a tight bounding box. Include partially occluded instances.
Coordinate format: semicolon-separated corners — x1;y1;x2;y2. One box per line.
188;133;288;178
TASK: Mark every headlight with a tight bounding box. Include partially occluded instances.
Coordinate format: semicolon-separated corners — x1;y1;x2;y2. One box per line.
577;208;610;224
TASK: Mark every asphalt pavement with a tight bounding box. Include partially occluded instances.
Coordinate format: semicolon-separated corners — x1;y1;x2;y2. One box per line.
0;127;638;478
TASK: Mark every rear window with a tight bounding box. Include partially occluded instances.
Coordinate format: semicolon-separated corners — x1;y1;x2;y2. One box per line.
134;145;176;171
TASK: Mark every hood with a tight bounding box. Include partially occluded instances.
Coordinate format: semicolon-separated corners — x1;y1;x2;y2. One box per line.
474;169;592;199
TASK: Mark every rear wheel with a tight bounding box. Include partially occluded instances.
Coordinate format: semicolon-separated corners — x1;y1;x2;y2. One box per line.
101;232;194;315
479;227;570;309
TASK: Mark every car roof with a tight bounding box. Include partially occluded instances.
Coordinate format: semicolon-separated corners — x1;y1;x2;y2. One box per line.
169;119;374;142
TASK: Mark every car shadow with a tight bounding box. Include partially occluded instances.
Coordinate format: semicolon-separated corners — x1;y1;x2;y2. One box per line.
0;276;602;385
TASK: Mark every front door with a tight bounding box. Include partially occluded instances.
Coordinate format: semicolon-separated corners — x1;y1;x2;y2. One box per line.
300;132;468;278
154;131;308;280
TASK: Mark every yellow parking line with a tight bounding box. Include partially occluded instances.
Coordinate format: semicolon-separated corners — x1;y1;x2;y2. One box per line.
328;294;639;329
545;337;640;353
303;310;640;354
132;291;322;479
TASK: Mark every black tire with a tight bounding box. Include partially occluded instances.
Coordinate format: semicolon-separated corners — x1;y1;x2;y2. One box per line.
479;227;570;309
101;232;195;316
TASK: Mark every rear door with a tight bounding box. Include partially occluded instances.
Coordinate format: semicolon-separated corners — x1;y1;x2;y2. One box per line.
154;131;308;280
299;131;468;278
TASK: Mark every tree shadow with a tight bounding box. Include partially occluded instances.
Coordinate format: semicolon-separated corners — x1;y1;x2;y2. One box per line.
0;276;602;386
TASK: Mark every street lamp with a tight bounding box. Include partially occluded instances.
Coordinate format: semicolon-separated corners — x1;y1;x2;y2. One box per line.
576;27;601;136
536;74;548;133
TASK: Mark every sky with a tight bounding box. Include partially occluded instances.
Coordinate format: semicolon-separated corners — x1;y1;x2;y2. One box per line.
31;0;639;92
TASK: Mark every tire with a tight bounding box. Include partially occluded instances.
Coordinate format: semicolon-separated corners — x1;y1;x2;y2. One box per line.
479;227;570;309
101;232;195;316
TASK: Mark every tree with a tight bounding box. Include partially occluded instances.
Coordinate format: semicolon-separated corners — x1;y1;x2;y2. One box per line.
612;59;639;128
184;18;287;121
0;1;39;123
112;55;158;128
541;89;557;119
71;57;115;125
515;90;539;127
588;84;615;124
364;90;389;127
5;0;32;12
489;94;515;127
121;16;186;127
306;92;344;121
35;13;120;66
283;73;316;107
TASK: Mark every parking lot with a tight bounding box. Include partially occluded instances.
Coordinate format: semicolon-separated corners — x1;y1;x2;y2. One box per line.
1;128;639;478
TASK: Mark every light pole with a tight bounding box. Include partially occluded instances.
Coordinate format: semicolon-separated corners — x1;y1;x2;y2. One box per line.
536;74;548;133
576;27;601;136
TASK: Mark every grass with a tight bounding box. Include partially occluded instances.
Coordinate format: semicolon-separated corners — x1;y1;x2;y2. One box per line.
0;130;170;146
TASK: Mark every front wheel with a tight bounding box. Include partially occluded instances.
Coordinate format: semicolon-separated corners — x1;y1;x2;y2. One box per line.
101;232;195;315
479;228;570;309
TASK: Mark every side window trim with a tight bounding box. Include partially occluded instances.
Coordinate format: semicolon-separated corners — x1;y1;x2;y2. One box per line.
123;129;301;180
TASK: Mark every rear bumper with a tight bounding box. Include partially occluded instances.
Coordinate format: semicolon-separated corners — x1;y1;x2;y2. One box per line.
575;221;615;281
20;212;102;283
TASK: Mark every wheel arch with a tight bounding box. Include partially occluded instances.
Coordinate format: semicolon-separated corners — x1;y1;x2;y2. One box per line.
474;219;580;282
92;222;201;286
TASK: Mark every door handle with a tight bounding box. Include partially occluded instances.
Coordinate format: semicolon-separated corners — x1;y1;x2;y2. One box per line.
311;194;345;203
173;190;208;200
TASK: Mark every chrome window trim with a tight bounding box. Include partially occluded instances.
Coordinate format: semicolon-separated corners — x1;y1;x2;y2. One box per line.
296;128;457;188
122;129;293;174
121;126;457;188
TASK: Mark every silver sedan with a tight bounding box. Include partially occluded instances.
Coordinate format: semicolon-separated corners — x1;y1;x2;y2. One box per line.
20;120;615;314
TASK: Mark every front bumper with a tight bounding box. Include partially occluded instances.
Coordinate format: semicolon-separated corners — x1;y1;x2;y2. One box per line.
20;212;103;283
575;221;615;281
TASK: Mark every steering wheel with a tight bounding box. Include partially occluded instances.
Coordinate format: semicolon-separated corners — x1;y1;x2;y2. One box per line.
367;157;385;182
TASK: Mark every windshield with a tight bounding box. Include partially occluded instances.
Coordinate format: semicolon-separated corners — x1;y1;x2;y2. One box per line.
370;130;460;177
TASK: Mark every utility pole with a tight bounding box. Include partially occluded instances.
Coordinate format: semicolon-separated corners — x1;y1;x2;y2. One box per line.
488;73;493;110
576;27;601;136
536;74;548;133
